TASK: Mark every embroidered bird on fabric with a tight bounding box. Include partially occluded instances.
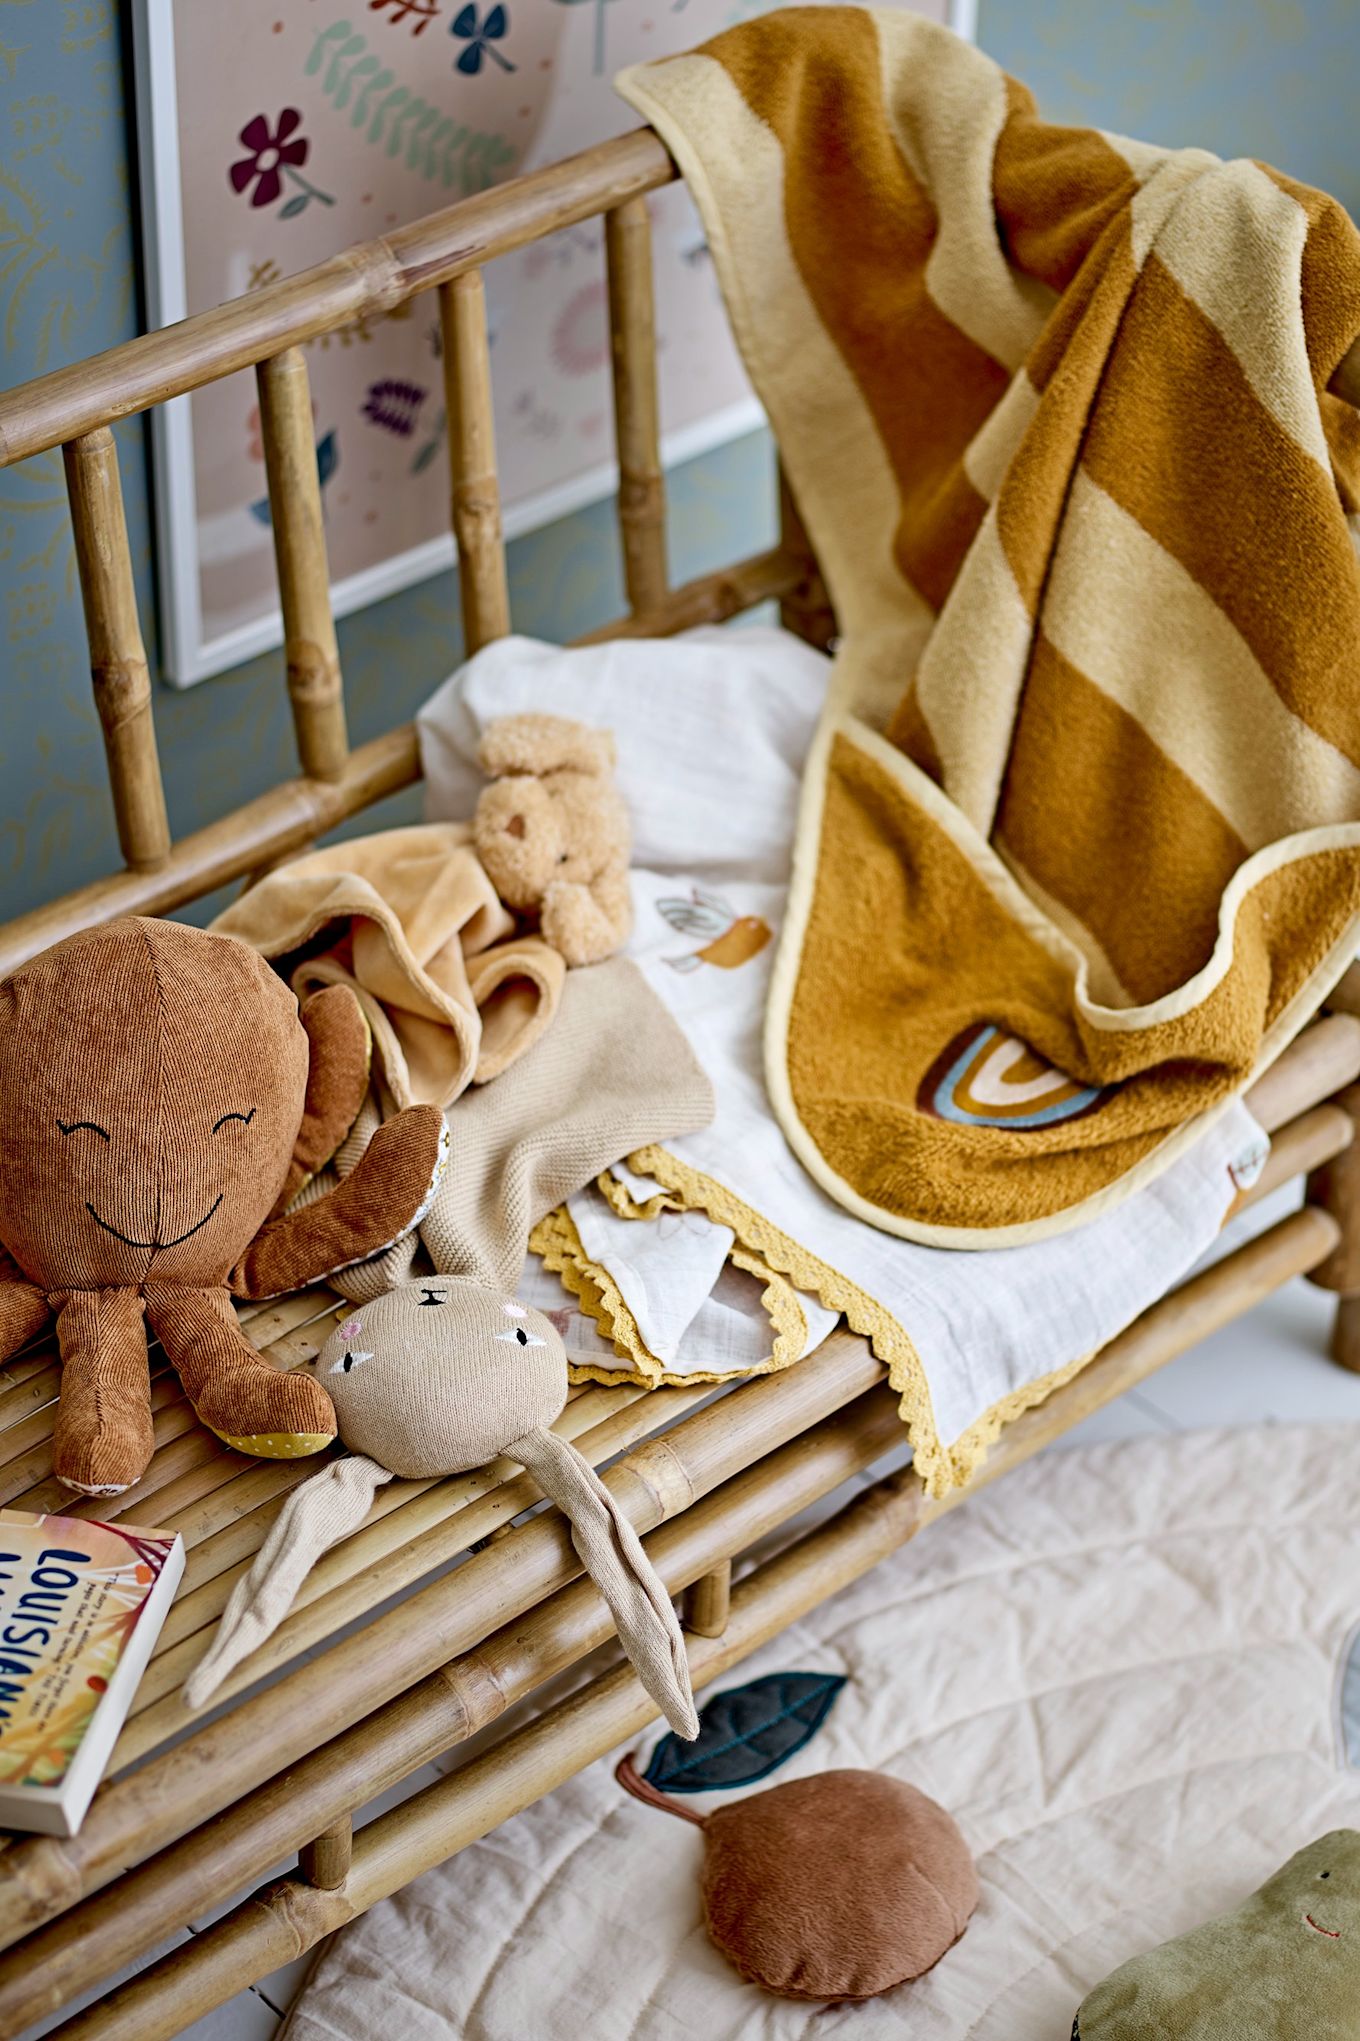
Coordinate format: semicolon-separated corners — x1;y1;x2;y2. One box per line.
656;888;772;973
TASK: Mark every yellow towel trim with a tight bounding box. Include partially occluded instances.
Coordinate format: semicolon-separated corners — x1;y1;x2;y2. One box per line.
625;1145;1116;1497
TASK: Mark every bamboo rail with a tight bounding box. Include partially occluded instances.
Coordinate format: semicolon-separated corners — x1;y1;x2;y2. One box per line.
0;131;678;469
440;270;511;652
605;196;668;613
0;722;418;979
29;1203;1344;2041
256;349;349;783
0;128;1352;473
0;1387;905;2031
0;1329;887;1953
61;429;170;870
0;541;803;980
0;1172;1347;2022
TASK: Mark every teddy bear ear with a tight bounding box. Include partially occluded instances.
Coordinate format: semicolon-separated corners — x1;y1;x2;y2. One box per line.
479;713;617;781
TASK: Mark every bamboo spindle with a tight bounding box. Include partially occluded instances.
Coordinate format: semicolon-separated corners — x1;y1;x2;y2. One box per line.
1303;1068;1360;1374
299;1816;352;1891
604;196;668;613
682;1558;732;1638
62;428;170;871
776;461;836;652
439;270;511;654
255;349;348;783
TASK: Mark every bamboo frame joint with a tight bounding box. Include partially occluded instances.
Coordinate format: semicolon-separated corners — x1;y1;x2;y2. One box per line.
299;1814;353;1891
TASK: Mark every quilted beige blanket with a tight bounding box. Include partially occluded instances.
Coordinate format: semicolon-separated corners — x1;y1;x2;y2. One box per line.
284;1423;1360;2038
619;10;1360;1246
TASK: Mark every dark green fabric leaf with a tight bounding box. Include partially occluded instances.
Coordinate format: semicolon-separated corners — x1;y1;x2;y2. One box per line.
645;1670;846;1794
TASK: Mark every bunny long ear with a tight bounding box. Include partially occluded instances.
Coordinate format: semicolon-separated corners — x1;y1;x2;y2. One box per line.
511;1427;699;1740
184;1455;392;1712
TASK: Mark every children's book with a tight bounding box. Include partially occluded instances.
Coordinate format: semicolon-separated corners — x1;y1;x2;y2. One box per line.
0;1508;184;1836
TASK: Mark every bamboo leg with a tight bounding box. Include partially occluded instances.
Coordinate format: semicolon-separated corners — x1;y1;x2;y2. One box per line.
62;428;170;871
682;1558;731;1638
299;1815;352;1891
439;270;510;654
1303;1081;1360;1372
256;349;348;783
776;460;836;652
605;196;667;613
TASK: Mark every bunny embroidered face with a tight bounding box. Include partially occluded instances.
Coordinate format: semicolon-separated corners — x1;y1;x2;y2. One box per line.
315;1282;567;1476
192;1276;699;1739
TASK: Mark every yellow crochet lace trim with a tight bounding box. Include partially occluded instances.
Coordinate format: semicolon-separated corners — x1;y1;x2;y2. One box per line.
624;1145;953;1497
631;1146;1127;1493
528;1206;662;1385
529;1200;810;1391
541;1149;1099;1498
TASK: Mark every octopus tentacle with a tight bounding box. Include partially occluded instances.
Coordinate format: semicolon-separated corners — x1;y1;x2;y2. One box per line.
0;1253;52;1360
145;1286;335;1461
231;1104;447;1301
50;1288;153;1496
269;985;373;1221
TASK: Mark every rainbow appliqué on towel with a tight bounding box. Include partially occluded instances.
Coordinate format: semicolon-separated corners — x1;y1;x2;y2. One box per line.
918;1023;1110;1131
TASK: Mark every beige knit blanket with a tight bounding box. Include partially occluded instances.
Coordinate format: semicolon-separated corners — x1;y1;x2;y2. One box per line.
619;10;1360;1246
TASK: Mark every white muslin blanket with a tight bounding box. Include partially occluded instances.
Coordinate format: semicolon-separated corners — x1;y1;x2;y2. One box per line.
419;629;1267;1495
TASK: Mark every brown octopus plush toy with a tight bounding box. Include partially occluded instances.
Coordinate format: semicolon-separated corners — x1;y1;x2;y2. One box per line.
0;917;447;1496
473;714;632;967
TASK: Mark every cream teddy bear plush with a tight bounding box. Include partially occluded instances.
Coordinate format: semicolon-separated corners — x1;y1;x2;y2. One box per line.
473;714;632;967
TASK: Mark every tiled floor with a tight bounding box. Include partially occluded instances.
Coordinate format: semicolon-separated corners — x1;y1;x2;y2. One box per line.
33;1234;1360;2041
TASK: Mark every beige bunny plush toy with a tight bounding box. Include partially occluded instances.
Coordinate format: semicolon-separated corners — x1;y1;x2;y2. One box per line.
473;714;632;967
185;1278;698;1738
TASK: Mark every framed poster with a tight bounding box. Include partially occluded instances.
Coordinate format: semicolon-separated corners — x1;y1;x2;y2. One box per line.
132;0;962;685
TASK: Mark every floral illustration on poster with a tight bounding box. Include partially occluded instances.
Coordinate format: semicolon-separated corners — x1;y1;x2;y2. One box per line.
133;0;951;682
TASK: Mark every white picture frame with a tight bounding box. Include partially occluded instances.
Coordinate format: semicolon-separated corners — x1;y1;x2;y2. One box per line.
131;0;972;687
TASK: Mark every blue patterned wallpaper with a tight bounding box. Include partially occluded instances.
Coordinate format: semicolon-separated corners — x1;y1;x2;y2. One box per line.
1;0;1357;925
980;0;1360;216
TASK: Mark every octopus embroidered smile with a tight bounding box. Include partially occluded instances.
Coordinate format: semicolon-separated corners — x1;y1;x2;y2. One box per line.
0;917;448;1496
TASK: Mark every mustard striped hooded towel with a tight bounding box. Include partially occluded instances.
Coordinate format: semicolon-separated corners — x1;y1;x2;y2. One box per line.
618;8;1360;1247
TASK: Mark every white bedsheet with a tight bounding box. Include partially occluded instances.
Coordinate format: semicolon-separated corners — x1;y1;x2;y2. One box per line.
418;628;1266;1490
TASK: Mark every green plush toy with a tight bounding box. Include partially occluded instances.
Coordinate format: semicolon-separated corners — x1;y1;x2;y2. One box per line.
1075;1831;1360;2038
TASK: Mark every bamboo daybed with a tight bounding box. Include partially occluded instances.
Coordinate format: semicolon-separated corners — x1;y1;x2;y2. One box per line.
2;127;1360;2040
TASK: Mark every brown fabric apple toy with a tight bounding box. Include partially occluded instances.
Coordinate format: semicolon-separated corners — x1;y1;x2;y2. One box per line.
616;1757;979;2002
0;917;448;1496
